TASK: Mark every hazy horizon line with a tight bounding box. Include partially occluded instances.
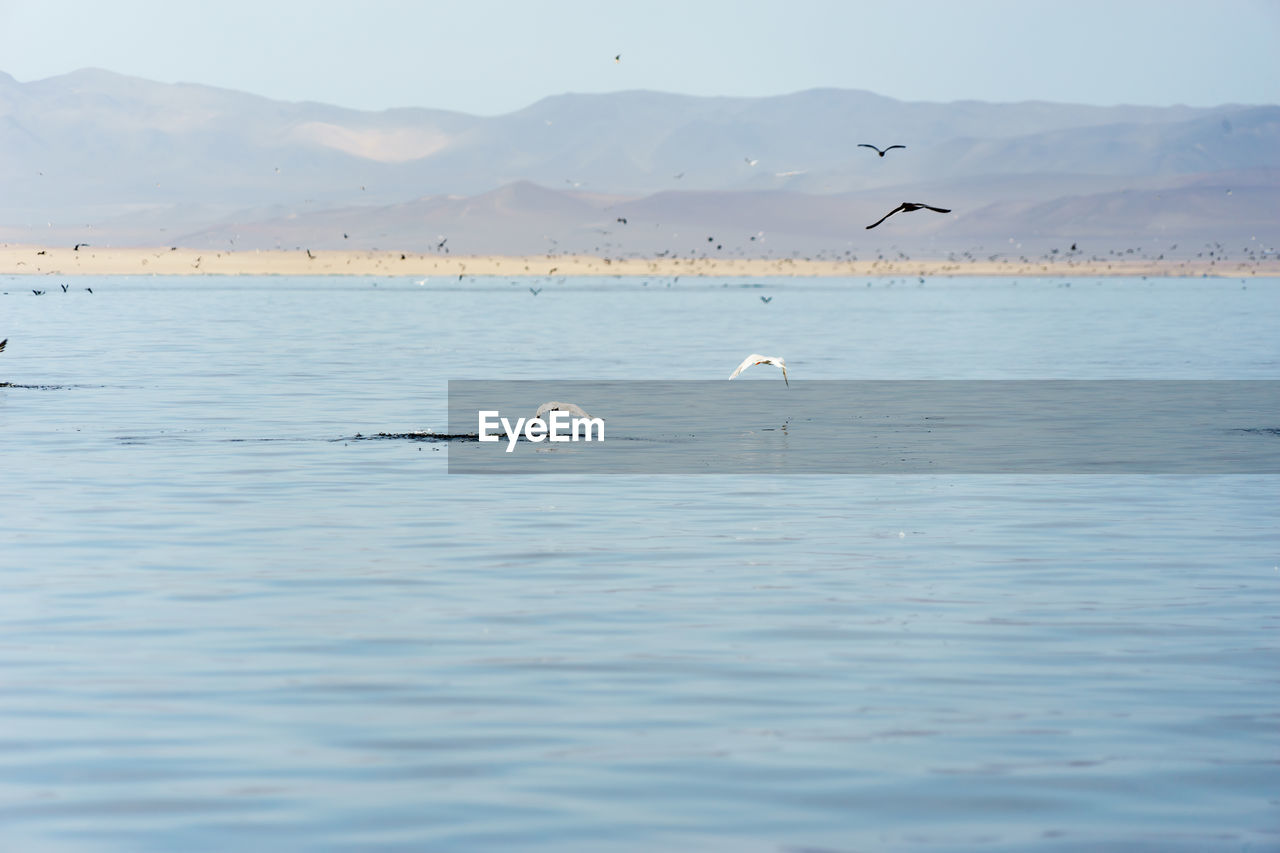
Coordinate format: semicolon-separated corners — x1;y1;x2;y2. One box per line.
3;65;1270;118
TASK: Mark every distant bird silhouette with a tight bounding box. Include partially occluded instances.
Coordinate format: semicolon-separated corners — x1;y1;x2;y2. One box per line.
74;243;89;251
86;288;93;294
760;296;772;304
529;287;542;296
614;54;621;63
616;217;627;225
858;144;905;158
865;202;951;229
60;284;69;292
306;249;315;259
32;290;45;295
0;339;6;352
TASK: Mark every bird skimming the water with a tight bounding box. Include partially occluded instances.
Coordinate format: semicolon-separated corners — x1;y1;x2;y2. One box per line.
858;144;905;158
730;354;788;386
534;402;599;421
865;202;951;229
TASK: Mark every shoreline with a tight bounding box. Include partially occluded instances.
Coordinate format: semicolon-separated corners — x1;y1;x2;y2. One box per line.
2;245;1276;278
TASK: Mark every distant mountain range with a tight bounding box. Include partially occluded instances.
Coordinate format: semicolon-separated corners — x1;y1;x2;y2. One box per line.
1;68;1276;255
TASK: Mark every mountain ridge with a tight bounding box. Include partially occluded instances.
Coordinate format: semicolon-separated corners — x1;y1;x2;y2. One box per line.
1;67;1276;253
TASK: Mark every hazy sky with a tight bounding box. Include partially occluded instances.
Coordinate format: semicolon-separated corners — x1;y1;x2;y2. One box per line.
1;0;1277;115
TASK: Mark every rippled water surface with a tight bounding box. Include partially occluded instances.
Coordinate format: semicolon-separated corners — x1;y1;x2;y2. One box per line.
2;276;1278;851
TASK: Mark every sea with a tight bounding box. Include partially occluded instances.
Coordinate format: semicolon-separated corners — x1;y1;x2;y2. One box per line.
2;274;1277;852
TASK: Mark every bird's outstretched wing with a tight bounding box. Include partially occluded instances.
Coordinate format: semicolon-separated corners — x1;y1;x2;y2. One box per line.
534;401;596;421
884;144;906;153
0;338;7;353
729;354;768;380
917;204;951;213
729;355;788;385
857;143;882;154
865;204;907;229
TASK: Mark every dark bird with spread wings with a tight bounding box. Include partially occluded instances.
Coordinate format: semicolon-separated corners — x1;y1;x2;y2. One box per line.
858;143;905;157
865;202;951;230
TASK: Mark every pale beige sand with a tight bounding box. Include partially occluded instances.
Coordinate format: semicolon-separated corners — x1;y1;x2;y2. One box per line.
2;245;1276;278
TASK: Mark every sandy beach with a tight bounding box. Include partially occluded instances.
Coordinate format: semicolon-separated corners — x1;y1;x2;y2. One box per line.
1;244;1276;278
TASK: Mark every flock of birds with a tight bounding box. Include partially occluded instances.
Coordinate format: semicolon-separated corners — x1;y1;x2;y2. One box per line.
0;133;941;410
528;135;953;418
693;143;945;391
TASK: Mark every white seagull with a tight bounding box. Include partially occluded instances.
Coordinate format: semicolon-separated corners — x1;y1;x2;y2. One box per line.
729;354;788;386
534;401;600;421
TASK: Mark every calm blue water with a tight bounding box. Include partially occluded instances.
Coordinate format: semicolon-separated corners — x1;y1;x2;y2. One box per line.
2;275;1278;851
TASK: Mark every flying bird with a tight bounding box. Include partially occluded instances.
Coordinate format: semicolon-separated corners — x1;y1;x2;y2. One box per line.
529;287;542;296
729;354;789;386
744;157;759;166
760;296;772;304
865;202;952;230
0;339;6;352
534;401;600;421
74;243;89;251
858;144;905;157
614;54;621;63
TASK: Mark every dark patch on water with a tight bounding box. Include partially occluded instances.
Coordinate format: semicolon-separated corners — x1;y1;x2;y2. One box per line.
346;431;481;442
1;382;88;390
1233;427;1280;436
